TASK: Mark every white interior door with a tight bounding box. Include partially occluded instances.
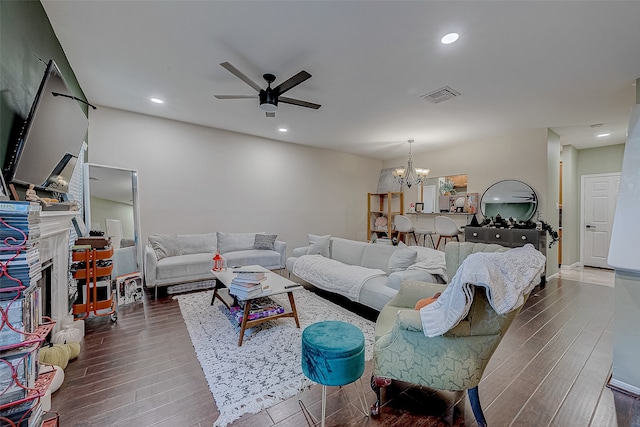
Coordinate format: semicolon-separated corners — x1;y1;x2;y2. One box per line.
421;185;436;213
106;218;123;250
582;174;620;268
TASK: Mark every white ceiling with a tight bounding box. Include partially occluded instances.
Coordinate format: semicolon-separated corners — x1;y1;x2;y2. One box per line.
42;1;640;160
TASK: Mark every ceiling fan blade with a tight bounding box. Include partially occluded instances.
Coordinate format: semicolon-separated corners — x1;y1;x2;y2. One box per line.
266;112;276;118
274;71;311;95
279;96;321;109
220;62;262;92
214;95;258;99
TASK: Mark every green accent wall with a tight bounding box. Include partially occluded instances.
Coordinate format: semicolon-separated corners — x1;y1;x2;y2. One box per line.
0;0;86;174
577;144;625;177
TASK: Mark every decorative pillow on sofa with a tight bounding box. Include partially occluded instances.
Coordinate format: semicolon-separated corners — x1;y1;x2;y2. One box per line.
307;234;331;257
254;234;277;250
388;242;417;273
217;232;262;254
149;234;182;260
415;292;442;310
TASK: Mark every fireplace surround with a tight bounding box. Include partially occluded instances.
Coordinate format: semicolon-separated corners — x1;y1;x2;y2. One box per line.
38;211;79;334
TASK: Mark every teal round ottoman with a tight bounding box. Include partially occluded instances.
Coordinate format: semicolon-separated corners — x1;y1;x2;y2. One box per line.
300;321;367;426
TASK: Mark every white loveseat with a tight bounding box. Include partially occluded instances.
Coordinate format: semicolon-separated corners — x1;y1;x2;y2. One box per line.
286;235;447;311
144;232;286;297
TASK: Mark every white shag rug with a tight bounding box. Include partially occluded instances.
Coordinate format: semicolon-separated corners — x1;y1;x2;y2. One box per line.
176;288;375;427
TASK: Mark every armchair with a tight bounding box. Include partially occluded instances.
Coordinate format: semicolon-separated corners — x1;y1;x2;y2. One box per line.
372;242;528;427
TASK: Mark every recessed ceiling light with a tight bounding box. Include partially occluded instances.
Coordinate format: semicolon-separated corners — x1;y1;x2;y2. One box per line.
278;128;288;132
441;33;459;45
597;133;610;137
150;98;164;104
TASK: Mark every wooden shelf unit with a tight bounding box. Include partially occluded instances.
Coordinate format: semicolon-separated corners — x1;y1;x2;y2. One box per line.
367;192;404;240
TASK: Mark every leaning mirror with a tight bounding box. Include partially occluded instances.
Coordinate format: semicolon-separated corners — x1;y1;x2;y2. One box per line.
480;180;538;222
83;163;142;278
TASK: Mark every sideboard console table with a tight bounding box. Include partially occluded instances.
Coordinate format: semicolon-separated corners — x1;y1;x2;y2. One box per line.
464;226;547;286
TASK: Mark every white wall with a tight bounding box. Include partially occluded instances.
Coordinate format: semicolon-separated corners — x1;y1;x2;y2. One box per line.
89;196;135;240
86;107;382;252
561;144;624;268
545;129;561;278
383;129;550;216
561;145;580;266
383;128;553;272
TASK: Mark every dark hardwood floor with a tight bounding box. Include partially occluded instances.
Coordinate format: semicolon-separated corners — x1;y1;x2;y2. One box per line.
51;277;640;426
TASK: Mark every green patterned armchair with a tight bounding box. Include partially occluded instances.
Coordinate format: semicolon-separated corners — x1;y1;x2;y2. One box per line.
372;242;528;427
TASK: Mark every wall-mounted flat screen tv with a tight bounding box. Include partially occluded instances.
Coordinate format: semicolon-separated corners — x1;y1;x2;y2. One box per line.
3;59;88;193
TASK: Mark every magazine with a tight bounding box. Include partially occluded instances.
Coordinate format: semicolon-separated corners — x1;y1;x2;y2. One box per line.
229;297;284;324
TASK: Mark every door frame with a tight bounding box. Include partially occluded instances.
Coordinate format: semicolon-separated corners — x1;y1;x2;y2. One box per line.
579;172;620;268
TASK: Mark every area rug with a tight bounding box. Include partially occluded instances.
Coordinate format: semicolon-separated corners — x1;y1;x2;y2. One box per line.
176;288;375;427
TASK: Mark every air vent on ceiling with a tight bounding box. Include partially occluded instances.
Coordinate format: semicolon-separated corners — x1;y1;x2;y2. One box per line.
421;86;460;104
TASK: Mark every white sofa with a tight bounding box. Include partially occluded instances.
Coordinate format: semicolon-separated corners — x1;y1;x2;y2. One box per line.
286;235;447;311
144;232;286;297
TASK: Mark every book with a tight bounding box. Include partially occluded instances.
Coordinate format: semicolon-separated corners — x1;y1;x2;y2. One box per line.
230;280;260;289
234;271;267;281
230;276;266;286
229;285;263;299
229;297;285;324
0;201;41;213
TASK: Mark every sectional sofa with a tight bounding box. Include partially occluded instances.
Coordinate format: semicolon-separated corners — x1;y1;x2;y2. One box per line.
144;232;286;297
286;234;447;311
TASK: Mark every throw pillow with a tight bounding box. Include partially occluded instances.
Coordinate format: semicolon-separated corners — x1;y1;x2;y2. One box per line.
217;232;262;254
254;234;277;250
415;292;442;310
387;242;417;273
148;234;182;260
307;234;331;257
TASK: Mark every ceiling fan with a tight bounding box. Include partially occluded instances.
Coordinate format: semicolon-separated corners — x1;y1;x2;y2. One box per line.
214;62;321;117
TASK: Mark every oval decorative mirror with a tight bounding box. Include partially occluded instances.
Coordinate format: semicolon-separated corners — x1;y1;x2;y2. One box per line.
480;180;538;222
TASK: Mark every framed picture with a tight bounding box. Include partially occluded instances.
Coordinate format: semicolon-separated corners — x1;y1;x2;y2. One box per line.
115;272;143;306
415;202;424;212
0;172;9;200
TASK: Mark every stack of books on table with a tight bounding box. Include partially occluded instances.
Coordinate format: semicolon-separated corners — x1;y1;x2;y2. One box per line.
229;297;285;324
228;271;268;299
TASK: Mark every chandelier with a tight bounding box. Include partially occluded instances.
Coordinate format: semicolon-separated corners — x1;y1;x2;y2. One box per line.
392;140;430;188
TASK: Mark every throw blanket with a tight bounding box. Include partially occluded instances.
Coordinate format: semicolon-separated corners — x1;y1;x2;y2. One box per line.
407;247;448;283
420;244;546;337
292;255;386;301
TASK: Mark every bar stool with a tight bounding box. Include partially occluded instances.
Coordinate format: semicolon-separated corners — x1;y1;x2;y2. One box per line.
434;216;462;250
300;321;368;426
393;215;417;245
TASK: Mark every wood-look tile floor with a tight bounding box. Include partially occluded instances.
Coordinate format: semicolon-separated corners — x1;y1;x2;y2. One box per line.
51;276;640;427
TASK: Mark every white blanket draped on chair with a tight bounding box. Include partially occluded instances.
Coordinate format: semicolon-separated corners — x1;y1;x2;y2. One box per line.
292;255;386;300
420;244;546;337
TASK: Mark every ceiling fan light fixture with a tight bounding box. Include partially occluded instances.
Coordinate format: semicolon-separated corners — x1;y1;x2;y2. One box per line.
259;91;278;111
260;102;278;112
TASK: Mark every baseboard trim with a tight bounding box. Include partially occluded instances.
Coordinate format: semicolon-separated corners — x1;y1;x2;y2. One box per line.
561;263;582;270
608;376;640;398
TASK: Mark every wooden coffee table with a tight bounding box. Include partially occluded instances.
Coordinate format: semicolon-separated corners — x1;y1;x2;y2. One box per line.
210;265;303;346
